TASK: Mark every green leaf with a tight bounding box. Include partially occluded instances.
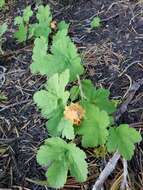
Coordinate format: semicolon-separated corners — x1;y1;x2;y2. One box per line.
45;69;70;104
93;88;116;114
107;124;142;160
111;99;122;108
0;23;7;37
58;118;75;140
46;104;75;138
50;29;84;81
34;89;58;117
31;5;52;38
28;24;36;38
81;80;116;114
37;137;88;188
46;105;75;140
91;16;101;29
14;6;33;42
0;0;5;8
77;102;110;147
36;5;52;25
14;6;33;25
81;80;96;100
70;85;80;101
34;70;70;118
44;137;67;148
34;70;70;138
46;106;64;136
58;21;69;33
14;16;23;25
31;23;51;38
67;143;88;182
46;160;68;188
14;23;27;42
36;144;54;166
31;37;50;74
37;137;67;166
31;30;84;81
23;6;33;23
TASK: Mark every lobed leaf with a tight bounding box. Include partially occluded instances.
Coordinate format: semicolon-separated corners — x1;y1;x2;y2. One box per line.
46;106;64;136
47;110;75;140
58;21;70;33
67;143;88;182
34;89;58;117
77;101;110;147
30;37;50;74
23;6;33;23
81;80;116;114
50;29;84;81
36;137;88;188
37;137;67;166
36;5;52;25
34;70;70;118
14;23;27;42
31;29;84;81
30;5;52;39
14;16;23;25
107;124;142;160
58;118;75;140
46;160;68;188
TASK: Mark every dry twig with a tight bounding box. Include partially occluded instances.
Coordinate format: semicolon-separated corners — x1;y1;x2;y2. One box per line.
92;152;120;190
121;159;130;190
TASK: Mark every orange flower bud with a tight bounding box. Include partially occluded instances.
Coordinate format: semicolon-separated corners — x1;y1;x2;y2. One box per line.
64;103;85;125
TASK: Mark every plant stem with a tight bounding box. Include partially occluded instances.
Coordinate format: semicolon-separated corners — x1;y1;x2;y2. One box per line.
121;159;129;190
77;75;86;100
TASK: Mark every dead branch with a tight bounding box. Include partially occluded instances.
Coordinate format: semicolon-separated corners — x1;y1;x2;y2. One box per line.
92;152;120;190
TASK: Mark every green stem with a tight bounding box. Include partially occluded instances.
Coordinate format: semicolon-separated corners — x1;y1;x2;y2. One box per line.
77;75;87;100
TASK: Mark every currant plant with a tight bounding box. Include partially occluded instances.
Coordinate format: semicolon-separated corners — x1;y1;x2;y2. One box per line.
30;4;142;189
91;16;101;29
29;5;52;39
14;6;33;42
14;5;52;42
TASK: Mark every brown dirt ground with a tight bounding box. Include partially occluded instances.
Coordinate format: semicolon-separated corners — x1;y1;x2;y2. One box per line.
0;0;143;189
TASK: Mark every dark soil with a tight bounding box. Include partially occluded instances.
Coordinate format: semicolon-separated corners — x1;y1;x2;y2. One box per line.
0;0;143;190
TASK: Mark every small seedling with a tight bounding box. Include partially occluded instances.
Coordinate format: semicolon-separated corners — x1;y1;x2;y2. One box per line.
91;16;101;29
14;6;33;42
14;5;53;42
29;5;52;39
